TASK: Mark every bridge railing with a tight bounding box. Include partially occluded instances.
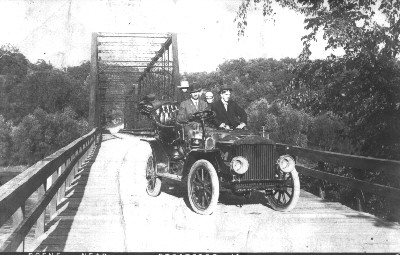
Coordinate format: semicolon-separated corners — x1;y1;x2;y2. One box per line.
0;128;100;252
277;144;400;213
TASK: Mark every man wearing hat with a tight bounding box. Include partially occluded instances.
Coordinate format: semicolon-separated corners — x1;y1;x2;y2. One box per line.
213;85;247;130
176;83;208;140
177;83;208;123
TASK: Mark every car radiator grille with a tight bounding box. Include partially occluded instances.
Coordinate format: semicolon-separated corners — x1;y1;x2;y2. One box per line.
235;144;275;181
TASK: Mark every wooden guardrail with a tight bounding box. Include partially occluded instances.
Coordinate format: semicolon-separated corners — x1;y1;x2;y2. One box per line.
0;128;99;252
276;143;400;212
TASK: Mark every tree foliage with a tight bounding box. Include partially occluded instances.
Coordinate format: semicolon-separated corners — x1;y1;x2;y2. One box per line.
236;1;400;219
0;46;91;166
1;59;89;123
11;108;89;165
0;116;12;165
236;0;400;59
236;0;400;160
186;57;296;108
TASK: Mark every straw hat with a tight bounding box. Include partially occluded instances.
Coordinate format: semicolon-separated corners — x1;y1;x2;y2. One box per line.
177;80;189;90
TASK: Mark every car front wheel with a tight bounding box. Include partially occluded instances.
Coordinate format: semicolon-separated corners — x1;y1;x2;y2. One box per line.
146;155;162;197
267;169;300;212
187;159;219;215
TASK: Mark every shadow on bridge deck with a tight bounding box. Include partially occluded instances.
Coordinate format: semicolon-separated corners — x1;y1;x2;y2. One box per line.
33;140;102;251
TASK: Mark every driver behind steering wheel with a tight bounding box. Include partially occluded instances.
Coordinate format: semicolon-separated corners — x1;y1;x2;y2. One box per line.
176;83;209;139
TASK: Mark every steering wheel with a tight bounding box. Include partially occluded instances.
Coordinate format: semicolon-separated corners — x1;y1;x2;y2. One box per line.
192;110;215;121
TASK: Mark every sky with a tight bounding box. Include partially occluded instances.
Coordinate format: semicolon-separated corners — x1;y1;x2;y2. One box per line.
0;0;328;73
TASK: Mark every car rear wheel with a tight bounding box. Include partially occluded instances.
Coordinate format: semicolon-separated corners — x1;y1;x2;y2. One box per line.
146;155;162;197
267;169;300;212
187;159;219;215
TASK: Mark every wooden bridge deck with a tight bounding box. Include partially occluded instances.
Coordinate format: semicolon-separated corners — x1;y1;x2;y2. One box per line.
30;131;400;252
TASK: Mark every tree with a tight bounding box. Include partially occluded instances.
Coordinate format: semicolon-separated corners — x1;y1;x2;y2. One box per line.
67;61;91;118
11;108;89;165
236;0;400;159
186;58;295;109
0;52;28;81
30;59;53;71
67;61;90;82
236;1;400;60
0;115;12;165
4;68;89;122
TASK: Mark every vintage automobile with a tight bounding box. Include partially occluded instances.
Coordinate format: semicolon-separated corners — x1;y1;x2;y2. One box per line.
138;96;300;215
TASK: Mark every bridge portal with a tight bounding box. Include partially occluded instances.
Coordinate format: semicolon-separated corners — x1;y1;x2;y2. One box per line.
88;32;181;130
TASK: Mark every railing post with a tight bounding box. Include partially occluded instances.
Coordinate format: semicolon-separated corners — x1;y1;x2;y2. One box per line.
352;168;366;212
84;141;89;161
75;148;81;176
317;161;326;200
356;190;365;212
48;169;59;219
11;204;25;251
35;183;46;238
66;157;72;189
70;154;76;186
58;163;66;203
72;151;79;182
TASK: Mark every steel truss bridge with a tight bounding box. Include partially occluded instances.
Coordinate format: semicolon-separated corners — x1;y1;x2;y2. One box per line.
89;32;181;130
0;33;399;252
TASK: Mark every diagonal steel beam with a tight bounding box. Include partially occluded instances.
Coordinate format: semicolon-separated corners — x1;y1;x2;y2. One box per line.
138;36;172;83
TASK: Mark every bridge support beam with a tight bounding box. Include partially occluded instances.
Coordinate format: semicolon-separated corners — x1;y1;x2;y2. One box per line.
171;33;180;102
89;33;100;129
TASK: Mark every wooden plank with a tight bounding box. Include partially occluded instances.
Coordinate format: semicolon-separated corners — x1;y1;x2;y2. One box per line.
297;165;400;200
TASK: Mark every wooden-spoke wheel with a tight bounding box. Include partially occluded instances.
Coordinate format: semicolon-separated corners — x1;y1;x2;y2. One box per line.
187;159;219;215
146;155;162;197
267;170;300;212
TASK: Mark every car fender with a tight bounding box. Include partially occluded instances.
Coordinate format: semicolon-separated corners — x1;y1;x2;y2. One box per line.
140;138;169;174
182;150;224;180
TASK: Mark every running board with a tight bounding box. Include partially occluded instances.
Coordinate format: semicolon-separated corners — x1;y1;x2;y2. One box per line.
157;172;182;181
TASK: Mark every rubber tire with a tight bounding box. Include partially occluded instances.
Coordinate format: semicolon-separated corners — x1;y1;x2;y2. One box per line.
187;159;219;215
267;169;300;212
146;155;162;197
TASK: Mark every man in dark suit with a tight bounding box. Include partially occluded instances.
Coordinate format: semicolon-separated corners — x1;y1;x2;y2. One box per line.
213;85;247;130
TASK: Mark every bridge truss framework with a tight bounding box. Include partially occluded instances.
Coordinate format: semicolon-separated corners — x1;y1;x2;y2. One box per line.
89;32;181;129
